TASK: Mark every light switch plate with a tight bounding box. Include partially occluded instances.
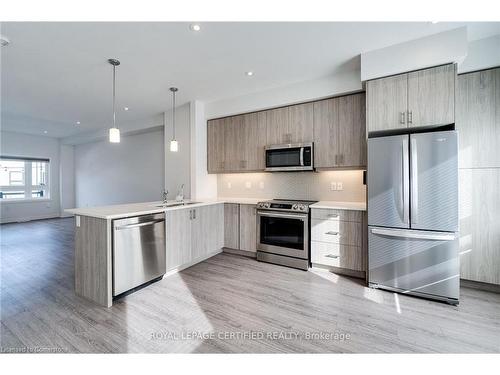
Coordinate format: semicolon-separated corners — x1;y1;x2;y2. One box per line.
330;182;337;191
227;182;232;189
245;181;252;189
259;181;265;189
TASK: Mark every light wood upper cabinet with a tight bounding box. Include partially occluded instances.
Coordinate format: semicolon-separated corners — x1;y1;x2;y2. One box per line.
240;112;267;171
223;116;242;172
266;107;289;145
407;64;455;128
288;102;313;143
207;118;225;173
239;204;257;252
366;64;456;133
313;93;366;168
313;97;339;168
337;93;366;167
456;67;500;168
366;73;408;132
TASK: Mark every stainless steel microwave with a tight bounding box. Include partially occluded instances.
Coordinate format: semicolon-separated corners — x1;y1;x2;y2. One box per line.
265;142;314;172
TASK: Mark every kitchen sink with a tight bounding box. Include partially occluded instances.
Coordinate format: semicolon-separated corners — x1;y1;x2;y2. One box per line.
154;202;199;208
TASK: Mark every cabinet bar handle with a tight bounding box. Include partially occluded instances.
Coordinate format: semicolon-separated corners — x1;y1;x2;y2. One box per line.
400;111;405;124
325;254;339;259
408;111;413;124
325;231;339;235
327;214;339;218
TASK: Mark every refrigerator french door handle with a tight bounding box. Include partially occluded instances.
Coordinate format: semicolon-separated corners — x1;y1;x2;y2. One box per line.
370;228;456;241
411;137;418;224
402;138;409;225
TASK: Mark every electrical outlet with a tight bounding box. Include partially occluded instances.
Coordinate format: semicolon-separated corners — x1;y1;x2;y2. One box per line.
330;182;337;191
259;181;265;189
245;181;252;189
337;182;343;191
227;182;232;189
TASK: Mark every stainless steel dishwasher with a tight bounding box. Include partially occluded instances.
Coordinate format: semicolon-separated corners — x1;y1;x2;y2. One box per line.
113;213;166;296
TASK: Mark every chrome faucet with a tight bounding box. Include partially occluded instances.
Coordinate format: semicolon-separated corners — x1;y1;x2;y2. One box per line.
162;190;169;204
176;184;185;203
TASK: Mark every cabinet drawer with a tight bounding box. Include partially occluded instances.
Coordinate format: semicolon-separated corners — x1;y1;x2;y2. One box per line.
311;241;364;271
311;219;362;246
311;208;362;223
311;241;340;267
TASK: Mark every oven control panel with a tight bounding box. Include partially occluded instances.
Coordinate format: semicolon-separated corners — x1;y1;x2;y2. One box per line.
257;201;310;212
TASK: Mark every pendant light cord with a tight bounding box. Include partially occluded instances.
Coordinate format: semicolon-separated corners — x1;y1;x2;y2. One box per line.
172;89;176;140
112;64;116;129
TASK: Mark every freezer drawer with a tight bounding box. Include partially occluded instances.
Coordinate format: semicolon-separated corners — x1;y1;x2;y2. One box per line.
113;213;166;296
368;226;459;302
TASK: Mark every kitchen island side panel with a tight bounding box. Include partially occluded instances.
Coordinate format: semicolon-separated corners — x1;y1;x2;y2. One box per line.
74;215;113;307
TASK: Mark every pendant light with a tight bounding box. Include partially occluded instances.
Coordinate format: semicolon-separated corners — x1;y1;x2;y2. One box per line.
108;58;121;143
169;87;179;152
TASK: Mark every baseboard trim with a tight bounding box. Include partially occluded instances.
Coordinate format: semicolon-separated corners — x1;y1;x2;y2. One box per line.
0;213;62;224
461;279;500;294
311;263;366;280
223;247;257;258
165;249;223;277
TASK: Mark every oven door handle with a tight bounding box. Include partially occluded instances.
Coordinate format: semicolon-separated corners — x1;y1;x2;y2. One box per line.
257;211;308;220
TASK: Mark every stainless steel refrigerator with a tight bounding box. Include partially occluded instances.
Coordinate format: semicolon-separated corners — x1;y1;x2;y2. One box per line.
367;130;459;304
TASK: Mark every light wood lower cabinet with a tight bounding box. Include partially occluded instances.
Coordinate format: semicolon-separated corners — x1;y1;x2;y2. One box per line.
239;204;257;252
310;208;366;273
224;203;240;249
166;204;224;271
459;169;500;285
223;203;257;254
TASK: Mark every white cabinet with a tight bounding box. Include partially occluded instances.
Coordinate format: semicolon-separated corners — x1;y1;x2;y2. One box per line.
166;204;224;271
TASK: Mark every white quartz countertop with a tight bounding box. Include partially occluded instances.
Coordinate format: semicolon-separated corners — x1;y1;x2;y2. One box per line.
310;201;366;211
65;197;266;220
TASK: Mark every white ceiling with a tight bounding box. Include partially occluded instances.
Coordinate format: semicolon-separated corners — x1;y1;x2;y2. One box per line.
1;22;500;139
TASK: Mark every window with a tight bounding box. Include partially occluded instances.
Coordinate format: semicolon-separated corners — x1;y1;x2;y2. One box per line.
0;156;50;200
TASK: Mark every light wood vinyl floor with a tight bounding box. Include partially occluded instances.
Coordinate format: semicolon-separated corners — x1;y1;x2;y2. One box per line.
1;218;499;353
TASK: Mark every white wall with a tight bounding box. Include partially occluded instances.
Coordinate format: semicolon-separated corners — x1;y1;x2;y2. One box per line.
74;128;164;207
204;72;362;119
59;144;75;216
0;131;62;223
459;34;500;73
361;27;468;81
164;103;191;200
190;100;217;199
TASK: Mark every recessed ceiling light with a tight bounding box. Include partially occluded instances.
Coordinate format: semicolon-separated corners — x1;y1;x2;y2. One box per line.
124;107;129;111
190;24;201;32
245;71;254;77
43;130;48;134
0;35;10;47
76;121;81;125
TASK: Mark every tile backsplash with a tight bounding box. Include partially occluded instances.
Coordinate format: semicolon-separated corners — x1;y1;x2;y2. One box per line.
217;170;366;202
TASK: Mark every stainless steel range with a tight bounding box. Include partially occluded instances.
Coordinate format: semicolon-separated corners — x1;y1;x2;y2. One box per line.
256;199;317;270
